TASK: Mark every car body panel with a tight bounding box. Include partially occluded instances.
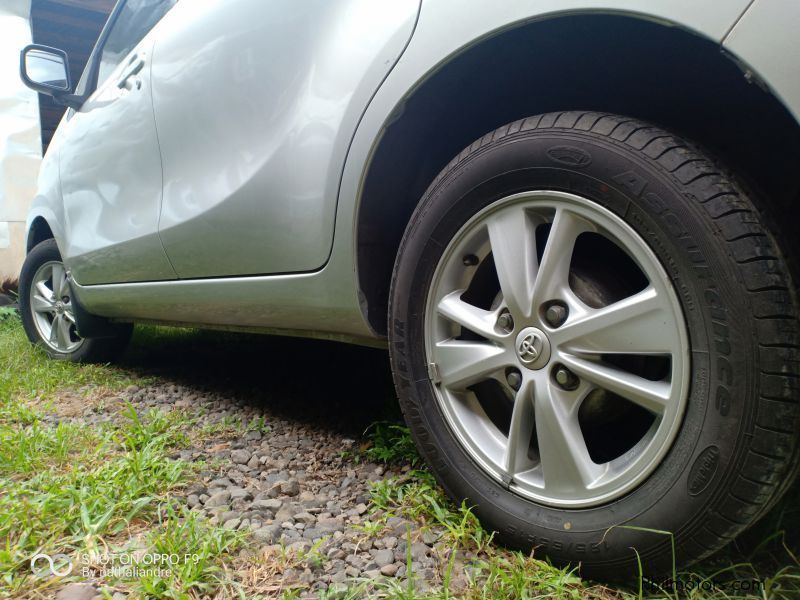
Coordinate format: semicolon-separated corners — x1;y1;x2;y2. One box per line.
723;0;800;124
70;258;373;342
31;0;800;345
308;0;763;340
151;0;420;278
26;141;66;252
56;34;176;285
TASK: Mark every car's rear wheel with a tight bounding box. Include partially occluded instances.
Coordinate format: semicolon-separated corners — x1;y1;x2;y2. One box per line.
19;239;132;363
388;112;800;577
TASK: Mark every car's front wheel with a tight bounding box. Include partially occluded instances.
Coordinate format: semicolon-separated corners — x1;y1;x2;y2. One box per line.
389;112;800;577
19;239;132;362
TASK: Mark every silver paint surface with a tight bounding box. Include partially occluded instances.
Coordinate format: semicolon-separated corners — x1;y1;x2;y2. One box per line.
24;0;797;343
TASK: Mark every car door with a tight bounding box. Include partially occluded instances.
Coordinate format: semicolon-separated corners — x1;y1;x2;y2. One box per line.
58;0;178;285
149;0;420;279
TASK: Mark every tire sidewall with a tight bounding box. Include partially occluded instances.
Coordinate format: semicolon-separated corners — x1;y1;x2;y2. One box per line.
389;132;754;574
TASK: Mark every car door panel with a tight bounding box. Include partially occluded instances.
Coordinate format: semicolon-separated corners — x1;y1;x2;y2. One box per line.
151;0;420;279
59;35;175;285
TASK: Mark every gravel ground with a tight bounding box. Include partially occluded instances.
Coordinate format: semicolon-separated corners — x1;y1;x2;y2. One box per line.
124;380;432;597
16;327;800;599
51;332;470;598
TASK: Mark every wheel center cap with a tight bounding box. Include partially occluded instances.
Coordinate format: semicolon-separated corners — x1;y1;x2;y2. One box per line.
55;302;64;314
515;327;551;370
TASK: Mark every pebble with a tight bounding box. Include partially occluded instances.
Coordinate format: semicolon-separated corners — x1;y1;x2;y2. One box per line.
204;490;231;508
106;379;460;594
252;498;282;511
229;487;252;501
294;511;316;525
55;584;96;600
253;524;282;544
374;549;395;567
280;480;300;496
231;449;251;464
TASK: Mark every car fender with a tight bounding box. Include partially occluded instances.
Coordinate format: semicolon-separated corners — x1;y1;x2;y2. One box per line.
338;0;754;255
25;146;65;258
723;0;800;123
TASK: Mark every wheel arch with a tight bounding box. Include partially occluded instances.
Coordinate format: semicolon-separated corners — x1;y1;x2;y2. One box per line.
355;12;800;335
26;216;55;254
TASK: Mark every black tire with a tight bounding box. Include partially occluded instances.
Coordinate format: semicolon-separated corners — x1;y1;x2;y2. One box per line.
388;112;800;578
19;239;132;363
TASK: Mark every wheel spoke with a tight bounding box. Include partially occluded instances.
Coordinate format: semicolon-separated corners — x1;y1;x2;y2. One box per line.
435;340;511;389
530;208;593;308
551;287;675;354
535;379;603;494
49;314;61;344
486;206;537;320
36;281;54;302
56;315;72;349
31;294;54;314
437;292;501;341
51;264;66;298
504;378;536;477
559;353;670;414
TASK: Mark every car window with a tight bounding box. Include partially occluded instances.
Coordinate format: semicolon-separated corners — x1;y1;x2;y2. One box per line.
96;0;177;87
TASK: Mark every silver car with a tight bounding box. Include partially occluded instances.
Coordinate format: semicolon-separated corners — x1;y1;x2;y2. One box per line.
18;0;800;578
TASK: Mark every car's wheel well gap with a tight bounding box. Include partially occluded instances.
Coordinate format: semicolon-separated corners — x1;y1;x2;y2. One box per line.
357;13;800;335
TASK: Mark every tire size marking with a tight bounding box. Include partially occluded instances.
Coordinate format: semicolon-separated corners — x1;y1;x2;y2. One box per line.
705;288;733;417
504;527;609;554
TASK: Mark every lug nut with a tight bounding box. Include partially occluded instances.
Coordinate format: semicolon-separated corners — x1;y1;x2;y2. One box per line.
497;312;514;332
506;370;522;391
544;303;568;328
554;366;579;390
462;254;479;266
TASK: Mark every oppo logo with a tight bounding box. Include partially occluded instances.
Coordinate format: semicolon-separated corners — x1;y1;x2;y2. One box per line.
30;553;73;578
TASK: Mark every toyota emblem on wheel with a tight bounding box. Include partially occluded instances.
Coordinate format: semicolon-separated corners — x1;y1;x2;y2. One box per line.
518;333;542;363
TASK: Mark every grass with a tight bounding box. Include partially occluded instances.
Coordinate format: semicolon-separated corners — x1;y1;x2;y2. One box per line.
2;312;800;598
0;311;139;404
0;315;244;599
362;421;422;467
137;506;244;599
359;423;800;600
363;469;608;599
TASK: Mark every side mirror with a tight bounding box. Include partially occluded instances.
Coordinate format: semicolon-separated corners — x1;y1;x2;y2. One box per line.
20;45;82;109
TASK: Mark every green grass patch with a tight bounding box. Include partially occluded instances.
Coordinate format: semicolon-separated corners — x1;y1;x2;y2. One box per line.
0;406;189;595
136;505;245;599
362;421;422;467
3;315;800;598
366;470;607;598
0;318;248;599
0;419;97;477
363;418;800;600
0;315;142;405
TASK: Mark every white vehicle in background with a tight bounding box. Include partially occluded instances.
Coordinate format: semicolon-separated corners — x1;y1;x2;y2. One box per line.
17;0;800;578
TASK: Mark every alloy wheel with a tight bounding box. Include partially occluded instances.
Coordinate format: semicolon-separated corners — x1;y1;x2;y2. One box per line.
29;261;84;354
424;191;689;507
